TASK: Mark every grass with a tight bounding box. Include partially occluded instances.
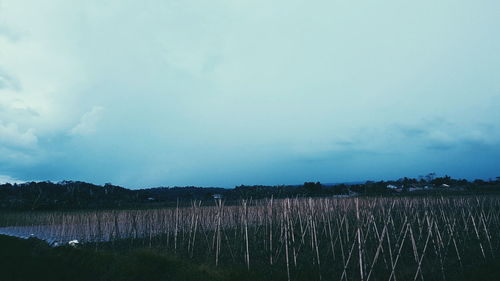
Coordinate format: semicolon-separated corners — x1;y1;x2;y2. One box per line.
2;234;500;281
0;234;276;281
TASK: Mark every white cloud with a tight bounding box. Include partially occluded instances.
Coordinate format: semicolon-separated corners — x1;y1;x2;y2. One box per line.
70;106;104;136
0;1;93;168
0;0;88;136
0;121;39;166
0;174;25;184
0;121;37;149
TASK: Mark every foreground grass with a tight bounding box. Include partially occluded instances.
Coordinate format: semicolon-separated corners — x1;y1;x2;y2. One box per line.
1;234;499;281
0;235;278;281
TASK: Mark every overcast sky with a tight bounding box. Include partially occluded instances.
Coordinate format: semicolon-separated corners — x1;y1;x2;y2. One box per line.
1;0;499;187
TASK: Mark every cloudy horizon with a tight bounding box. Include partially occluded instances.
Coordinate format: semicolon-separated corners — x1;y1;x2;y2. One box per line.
1;0;499;188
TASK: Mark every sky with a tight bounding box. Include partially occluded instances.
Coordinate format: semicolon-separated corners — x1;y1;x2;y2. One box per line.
1;0;499;188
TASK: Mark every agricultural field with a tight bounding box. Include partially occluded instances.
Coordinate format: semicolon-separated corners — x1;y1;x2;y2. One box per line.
1;195;499;281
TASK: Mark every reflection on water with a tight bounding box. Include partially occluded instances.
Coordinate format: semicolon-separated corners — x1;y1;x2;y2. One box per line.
0;225;110;245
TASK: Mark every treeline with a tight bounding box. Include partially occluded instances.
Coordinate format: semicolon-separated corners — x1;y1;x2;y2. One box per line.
0;176;499;210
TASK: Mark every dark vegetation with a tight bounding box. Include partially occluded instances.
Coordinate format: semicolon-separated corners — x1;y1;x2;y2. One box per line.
1;174;499;210
0;234;269;281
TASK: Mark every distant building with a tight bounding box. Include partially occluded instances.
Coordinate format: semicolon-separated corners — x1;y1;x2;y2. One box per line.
386;184;399;189
212;194;223;199
348;190;359;196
